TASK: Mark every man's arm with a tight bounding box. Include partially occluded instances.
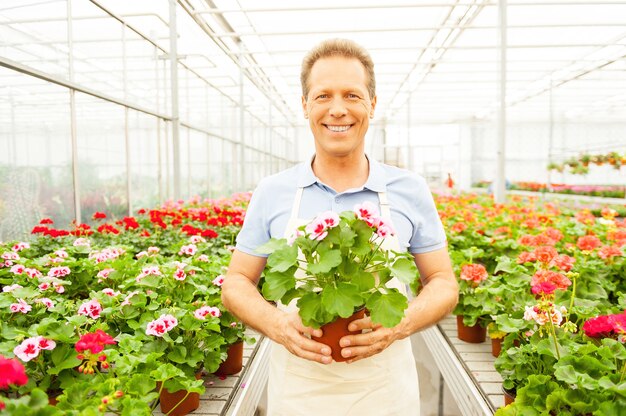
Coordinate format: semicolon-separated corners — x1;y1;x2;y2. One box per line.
339;247;458;362
222;249;332;364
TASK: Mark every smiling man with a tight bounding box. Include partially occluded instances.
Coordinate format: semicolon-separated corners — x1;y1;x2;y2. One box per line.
222;39;458;415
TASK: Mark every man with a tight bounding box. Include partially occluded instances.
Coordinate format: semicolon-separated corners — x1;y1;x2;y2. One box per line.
222;38;458;415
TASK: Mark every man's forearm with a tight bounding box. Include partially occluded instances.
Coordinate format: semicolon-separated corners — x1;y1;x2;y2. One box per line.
395;274;459;340
221;274;282;340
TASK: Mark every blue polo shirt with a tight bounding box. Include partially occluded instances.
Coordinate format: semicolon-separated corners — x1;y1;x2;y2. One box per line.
236;156;447;257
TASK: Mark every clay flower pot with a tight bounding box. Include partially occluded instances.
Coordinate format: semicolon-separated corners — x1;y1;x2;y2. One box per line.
491;337;504;357
502;386;516;406
159;372;202;416
312;309;366;362
215;341;244;376
456;315;486;343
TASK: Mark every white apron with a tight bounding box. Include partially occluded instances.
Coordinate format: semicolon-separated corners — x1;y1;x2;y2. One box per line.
266;188;421;416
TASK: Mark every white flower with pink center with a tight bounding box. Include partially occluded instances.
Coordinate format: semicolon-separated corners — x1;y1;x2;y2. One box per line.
73;238;91;247
48;266;71;278
148;246;160;254
121;291;139;306
212;275;225;286
96;268;115;281
197;254;209;262
354;201;380;225
36;336;56;351
178;244;197;256
14;338;40;362
287;230;304;246
523;304;565;326
35;298;54;309
53;283;64;293
3;284;22;292
10;264;25;275
102;288;121;297
376;218;396;239
136;251;148;259
12;242;30;252
54;249;68;259
10;299;31;314
78;299;102;319
305;211;340;241
194;306;221;320
136;266;162;282
38;282;51;291
24;268;42;279
145;314;178;337
173;261;187;270
89;248;125;264
190;236;206;244
2;252;20;260
173;269;186;281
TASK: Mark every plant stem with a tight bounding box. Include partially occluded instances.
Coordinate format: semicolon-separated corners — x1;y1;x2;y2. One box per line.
619;360;626;383
546;309;561;360
166;391;191;415
568;274;577;319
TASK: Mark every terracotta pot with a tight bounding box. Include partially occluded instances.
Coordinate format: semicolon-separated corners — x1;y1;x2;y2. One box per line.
312;309;366;362
158;373;202;416
491;337;503;357
215;341;244;376
48;391;61;406
456;315;486;343
502;386;516;406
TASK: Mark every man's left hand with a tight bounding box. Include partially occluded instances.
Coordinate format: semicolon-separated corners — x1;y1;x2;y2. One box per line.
338;315;401;363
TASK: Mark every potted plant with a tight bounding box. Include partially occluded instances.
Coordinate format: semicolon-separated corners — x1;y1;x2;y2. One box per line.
258;202;419;362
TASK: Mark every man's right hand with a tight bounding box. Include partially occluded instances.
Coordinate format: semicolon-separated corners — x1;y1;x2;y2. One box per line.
272;312;333;364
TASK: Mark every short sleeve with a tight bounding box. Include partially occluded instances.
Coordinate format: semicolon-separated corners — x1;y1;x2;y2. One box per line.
235;180;271;258
409;176;447;254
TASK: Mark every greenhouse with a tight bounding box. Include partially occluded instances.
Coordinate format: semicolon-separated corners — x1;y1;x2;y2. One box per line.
0;0;625;415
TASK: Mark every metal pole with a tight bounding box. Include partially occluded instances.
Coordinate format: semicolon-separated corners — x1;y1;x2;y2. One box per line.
155;42;163;203
547;80;554;189
123;23;132;216
169;0;181;199
67;0;81;224
268;104;273;175
494;0;507;203
238;41;245;190
407;92;413;171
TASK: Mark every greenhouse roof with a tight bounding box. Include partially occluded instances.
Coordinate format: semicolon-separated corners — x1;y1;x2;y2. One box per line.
1;0;625;125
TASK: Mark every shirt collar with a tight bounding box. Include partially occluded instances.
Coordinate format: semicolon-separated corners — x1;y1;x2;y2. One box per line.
297;154;387;192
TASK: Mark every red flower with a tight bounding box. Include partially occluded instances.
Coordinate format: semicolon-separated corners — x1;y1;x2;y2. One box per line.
39;218;54;225
460;264;488;284
0;355;28;389
97;224;120;235
517;251;536;264
581;313;626;338
531;270;571;292
75;330;116;354
531;281;557;295
31;225;49;234
140;230;151;237
552;254;575;272
201;229;218;239
534;246;558;264
598;245;622;260
450;222;467;233
92;212;107;220
577;235;602;251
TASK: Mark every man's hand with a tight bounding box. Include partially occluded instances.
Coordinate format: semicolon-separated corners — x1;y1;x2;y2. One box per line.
272;312;333;364
338;315;400;363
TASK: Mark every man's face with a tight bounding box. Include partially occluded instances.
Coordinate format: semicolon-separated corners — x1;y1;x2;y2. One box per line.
302;56;376;159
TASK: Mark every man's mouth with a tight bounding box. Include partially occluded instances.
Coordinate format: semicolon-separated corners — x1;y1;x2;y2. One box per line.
324;124;353;132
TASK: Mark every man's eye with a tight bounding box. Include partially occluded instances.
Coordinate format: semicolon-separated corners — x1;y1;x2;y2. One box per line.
316;94;328;99
348;94;360;99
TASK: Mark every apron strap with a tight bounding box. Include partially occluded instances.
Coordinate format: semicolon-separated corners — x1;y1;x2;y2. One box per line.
378;191;391;219
291;187;304;220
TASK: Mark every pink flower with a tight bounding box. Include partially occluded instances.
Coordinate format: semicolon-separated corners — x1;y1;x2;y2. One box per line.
531;281;557;295
1;252;19;260
517;251;536;264
78;299;102;319
173;269;186;281
48;266;70;278
38;282;51;291
13;338;40;362
551;254;575;272
197;254;209;262
102;288;120;297
97;268;115;279
178;244;197;256
194;306;221;320
190;236;206;244
523;304;565;326
213;275;225;286
36;336;56;351
12;242;30;252
459;264;488;284
376;217;395;238
533;246;558;264
73;238;91;247
577;235;602;251
136;266;162;281
121;291;139;306
53;282;65;293
10;264;25;275
148;246;160;254
354;201;380;225
54;249;68;259
305;218;329;241
35;298;54;309
3;284;22;293
598;245;622;260
531;270;571;292
10;299;31;314
136;251;148;259
0;355;28;388
145;314;178;337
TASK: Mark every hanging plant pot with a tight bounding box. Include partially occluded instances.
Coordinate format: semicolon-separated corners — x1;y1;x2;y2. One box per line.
312;308;366;362
215;341;244;376
158;373;202;416
502;386;516;406
456;315;486;343
491;337;504;357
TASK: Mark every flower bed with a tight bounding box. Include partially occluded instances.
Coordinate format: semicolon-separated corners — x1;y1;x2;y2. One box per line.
438;193;626;414
0;194;252;414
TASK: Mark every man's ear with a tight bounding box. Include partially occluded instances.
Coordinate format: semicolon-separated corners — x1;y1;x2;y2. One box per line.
369;95;377;118
301;96;308;119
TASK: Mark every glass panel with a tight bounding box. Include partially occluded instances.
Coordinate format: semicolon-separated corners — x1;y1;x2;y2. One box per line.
128;109;160;212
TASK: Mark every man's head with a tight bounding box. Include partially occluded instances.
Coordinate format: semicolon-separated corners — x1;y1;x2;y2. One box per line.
300;38;376;100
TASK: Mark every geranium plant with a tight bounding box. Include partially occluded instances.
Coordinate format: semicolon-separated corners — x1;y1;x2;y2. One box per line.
258;202;419;329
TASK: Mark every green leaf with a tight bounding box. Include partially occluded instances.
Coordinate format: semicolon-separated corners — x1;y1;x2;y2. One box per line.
297;292;330;328
365;290;408;328
321;283;363;318
126;373;157;396
389;256;418;285
267;244;298;272
307;249;342;275
167;345;188;364
261;267;296;301
494;315;526;333
351;271;375;292
48;344;81;375
256;238;287;255
150;363;185;381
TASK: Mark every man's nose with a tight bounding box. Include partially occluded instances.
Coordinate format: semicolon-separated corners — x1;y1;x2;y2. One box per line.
328;98;348;117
